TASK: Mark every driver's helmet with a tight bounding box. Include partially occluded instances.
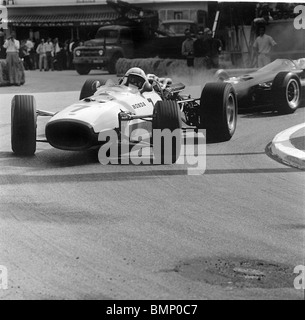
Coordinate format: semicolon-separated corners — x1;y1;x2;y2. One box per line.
122;67;148;90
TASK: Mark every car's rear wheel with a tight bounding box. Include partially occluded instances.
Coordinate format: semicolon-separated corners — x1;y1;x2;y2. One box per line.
75;64;91;75
199;83;237;143
79;79;107;100
272;72;302;114
152;100;182;164
11;95;37;156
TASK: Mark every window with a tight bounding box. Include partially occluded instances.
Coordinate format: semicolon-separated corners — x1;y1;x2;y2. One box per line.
174;12;183;20
120;29;132;41
96;29;119;40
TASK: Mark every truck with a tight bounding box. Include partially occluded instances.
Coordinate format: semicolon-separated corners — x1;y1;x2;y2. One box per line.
154;19;198;59
73;0;159;75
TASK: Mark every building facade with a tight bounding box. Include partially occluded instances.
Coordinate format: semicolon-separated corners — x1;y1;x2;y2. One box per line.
2;0;209;42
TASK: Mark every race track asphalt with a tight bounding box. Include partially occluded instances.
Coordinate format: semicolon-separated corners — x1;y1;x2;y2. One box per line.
0;70;304;300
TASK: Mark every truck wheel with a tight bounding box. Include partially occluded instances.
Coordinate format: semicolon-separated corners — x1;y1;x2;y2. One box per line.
199;83;237;143
75;64;91;75
11;95;37;156
108;53;122;74
272;72;302;114
152;101;182;164
79;79;107;100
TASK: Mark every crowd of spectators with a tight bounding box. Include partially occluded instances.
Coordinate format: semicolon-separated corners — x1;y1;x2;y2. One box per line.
3;35;84;71
182;27;223;69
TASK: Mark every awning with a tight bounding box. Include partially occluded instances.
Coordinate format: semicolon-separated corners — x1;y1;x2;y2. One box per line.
8;12;123;27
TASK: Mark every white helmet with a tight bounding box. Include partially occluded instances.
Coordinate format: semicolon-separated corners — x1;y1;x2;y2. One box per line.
122;67;148;90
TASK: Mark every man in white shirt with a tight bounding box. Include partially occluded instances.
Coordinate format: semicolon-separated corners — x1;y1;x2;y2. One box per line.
36;38;47;71
253;25;277;68
3;31;21;85
45;38;54;71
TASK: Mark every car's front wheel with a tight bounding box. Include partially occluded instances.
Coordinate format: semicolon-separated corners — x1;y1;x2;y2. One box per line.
11;95;37;156
152;100;182;164
199;82;237;143
272;72;302;114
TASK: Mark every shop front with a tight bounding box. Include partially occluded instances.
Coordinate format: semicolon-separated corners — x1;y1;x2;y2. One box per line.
6;3;117;42
5;1;209;43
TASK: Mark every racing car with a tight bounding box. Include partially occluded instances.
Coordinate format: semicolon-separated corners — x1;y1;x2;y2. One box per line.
11;67;238;163
215;59;305;113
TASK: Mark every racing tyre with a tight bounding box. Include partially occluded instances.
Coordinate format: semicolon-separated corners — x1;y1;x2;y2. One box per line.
152;101;182;164
107;53;122;74
272;72;302;114
199;83;237;143
79;79;107;100
75;64;91;75
11;95;37;156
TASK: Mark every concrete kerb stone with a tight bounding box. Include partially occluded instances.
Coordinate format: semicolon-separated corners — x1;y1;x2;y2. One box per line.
270;123;305;170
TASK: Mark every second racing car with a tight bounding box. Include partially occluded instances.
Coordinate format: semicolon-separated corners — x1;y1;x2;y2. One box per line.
215;58;305;113
11;67;238;163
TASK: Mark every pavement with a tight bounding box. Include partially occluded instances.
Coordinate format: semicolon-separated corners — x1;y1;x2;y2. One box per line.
271;122;305;170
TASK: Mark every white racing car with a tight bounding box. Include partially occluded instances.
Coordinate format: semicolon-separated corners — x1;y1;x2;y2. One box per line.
11;67;238;164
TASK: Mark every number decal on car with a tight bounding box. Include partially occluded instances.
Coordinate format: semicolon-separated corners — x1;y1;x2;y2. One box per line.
147;98;154;107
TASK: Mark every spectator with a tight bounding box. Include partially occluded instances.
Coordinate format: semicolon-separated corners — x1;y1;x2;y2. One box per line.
20;39;32;70
0;28;6;59
253;25;277;68
36;38;47;71
256;3;272;22
71;38;80;52
67;39;74;70
25;38;34;70
45;38;54;71
181;29;194;67
3;31;21;86
63;39;70;70
53;38;63;71
193;30;206;69
202;28;222;69
32;39;40;70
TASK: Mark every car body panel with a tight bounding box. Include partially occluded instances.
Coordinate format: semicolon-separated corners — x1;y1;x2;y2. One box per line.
45;84;162;150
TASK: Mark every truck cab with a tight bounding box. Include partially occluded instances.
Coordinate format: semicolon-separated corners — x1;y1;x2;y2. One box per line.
73;25;134;75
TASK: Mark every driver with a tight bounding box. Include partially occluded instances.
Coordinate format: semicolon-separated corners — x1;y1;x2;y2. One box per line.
121;67;152;91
